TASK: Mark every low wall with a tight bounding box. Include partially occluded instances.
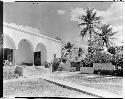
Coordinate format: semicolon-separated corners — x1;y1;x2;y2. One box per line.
80;67;94;74
93;63;114;70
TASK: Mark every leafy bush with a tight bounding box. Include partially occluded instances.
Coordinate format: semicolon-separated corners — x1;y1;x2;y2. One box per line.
93;69;98;74
93;69;123;77
52;58;61;72
3;67;15;80
92;52;112;63
14;66;23;76
111;54;123;69
70;61;76;67
61;58;67;63
80;58;93;67
42;61;50;68
113;69;123;76
108;47;116;54
3;66;23;80
70;61;81;71
57;66;64;71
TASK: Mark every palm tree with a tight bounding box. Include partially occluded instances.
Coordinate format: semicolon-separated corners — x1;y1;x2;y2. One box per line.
95;24;117;53
78;8;102;54
64;42;74;61
94;24;118;70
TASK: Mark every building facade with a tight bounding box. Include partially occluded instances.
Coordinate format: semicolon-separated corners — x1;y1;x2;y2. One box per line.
3;22;61;66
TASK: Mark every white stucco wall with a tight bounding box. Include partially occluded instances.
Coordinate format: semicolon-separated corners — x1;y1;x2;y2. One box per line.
3;22;61;64
15;39;34;65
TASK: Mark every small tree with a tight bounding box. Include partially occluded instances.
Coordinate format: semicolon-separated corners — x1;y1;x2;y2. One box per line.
63;42;74;61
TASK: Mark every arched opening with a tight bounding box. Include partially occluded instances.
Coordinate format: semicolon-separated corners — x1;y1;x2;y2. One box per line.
3;34;16;49
34;43;47;66
3;34;16;65
15;39;34;66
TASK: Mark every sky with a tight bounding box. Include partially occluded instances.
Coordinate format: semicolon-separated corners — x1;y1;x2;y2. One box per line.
4;2;123;47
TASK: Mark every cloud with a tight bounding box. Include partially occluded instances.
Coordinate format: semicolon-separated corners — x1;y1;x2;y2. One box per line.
70;3;123;23
70;8;85;21
96;3;123;24
57;10;66;15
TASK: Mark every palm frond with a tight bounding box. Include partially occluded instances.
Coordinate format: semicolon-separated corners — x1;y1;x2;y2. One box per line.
94;16;101;21
80;27;88;38
92;11;96;19
110;37;118;40
78;22;86;26
109;31;117;36
92;29;100;35
79;15;86;21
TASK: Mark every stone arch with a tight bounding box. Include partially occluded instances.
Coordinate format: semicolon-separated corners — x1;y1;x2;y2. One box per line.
35;43;47;66
3;34;16;64
3;34;16;49
15;39;34;65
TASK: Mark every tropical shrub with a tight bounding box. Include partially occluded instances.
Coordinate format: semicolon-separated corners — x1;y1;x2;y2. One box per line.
92;52;112;63
14;66;23;76
80;54;93;67
93;69;98;74
108;47;116;54
93;69;123;76
111;54;123;69
52;58;61;72
3;66;23;80
61;57;67;63
42;61;50;68
70;61;76;67
3;66;16;80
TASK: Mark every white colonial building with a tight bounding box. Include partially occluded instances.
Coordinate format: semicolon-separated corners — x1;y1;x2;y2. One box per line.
3;22;61;66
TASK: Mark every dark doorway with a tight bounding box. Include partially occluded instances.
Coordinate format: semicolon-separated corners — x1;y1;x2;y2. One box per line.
34;51;41;66
3;48;13;62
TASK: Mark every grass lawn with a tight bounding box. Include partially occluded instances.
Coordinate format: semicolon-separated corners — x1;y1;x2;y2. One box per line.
52;73;123;95
3;78;95;97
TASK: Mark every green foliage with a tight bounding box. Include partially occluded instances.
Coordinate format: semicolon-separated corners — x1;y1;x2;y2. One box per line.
42;61;50;68
3;66;23;80
93;69;123;77
61;42;74;61
70;61;80;67
81;59;93;67
14;66;23;76
79;8;101;39
108;47;116;54
111;54;123;68
64;42;74;51
52;58;61;72
92;52;112;63
61;57;67;63
3;66;15;80
97;24;117;48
